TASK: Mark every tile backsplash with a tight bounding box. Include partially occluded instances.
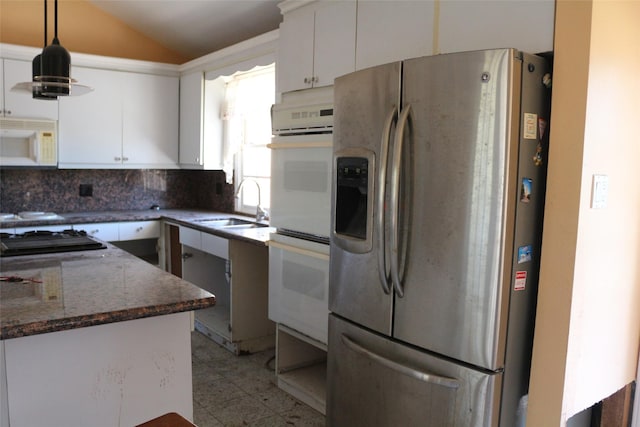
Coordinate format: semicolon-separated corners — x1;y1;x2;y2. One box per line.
0;169;234;214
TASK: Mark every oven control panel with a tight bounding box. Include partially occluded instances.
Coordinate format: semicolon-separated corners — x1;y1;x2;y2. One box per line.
272;103;333;135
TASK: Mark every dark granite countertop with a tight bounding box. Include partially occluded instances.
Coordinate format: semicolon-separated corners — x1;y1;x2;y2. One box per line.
0;209;273;247
0;244;215;340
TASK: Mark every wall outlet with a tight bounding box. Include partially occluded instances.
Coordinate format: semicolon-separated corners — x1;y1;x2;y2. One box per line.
79;184;93;197
591;174;608;209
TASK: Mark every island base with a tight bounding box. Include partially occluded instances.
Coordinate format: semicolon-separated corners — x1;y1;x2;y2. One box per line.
1;312;194;427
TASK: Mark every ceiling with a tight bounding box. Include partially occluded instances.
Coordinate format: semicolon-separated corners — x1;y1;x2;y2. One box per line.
88;0;282;60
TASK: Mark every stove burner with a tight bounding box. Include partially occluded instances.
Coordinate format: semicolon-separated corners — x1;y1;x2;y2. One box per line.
0;229;107;257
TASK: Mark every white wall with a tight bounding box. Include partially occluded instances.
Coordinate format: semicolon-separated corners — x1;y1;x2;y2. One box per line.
528;0;640;424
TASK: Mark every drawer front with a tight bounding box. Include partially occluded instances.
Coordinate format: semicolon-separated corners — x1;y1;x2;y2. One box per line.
179;226;201;249
73;222;119;242
269;233;330;344
119;221;160;241
201;232;228;260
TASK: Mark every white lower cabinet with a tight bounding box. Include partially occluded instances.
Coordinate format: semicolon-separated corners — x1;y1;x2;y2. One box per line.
177;225;274;354
119;220;160;241
72;220;160;243
74;222;120;242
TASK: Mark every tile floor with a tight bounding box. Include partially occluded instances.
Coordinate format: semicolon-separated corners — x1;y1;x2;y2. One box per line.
191;331;326;427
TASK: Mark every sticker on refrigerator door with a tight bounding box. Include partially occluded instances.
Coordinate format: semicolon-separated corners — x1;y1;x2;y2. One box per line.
517;245;533;263
533;118;548;167
514;271;527;291
520;178;532;203
524;113;537;139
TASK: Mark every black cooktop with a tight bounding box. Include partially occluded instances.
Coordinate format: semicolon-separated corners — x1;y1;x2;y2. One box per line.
0;230;107;257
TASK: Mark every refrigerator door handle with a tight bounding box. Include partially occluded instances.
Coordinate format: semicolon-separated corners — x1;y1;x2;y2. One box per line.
389;104;412;297
376;105;398;295
341;334;460;389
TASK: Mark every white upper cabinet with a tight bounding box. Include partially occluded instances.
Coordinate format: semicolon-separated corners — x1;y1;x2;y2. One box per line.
122;72;179;168
277;0;356;93
179;71;204;167
59;66;179;169
277;0;554;91
437;1;555;54
355;1;435;70
179;72;224;169
58;66;122;166
2;59;58;120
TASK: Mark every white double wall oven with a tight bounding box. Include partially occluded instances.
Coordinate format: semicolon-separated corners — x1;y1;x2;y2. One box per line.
268;101;333;345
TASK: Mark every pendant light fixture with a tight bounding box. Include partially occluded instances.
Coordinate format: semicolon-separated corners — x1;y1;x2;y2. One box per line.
31;0;56;99
39;0;71;96
12;0;92;99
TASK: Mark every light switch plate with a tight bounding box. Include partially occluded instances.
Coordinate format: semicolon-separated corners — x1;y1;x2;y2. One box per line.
591;174;609;209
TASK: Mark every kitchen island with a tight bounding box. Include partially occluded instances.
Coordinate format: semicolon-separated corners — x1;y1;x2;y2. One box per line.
0;244;215;427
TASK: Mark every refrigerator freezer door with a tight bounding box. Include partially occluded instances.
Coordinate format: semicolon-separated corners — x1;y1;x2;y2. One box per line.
392;49;518;370
327;314;501;427
330;61;401;335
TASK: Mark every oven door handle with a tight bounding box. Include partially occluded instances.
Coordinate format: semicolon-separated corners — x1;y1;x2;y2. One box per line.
268;240;330;261
267;141;333;149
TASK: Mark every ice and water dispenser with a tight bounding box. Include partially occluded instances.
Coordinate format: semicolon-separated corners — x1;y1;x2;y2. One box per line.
334;157;369;241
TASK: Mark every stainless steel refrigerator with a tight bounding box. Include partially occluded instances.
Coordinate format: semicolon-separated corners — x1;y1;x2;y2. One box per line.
327;48;551;426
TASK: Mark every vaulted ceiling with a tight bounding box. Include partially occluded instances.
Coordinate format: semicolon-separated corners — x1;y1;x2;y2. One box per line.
88;0;282;59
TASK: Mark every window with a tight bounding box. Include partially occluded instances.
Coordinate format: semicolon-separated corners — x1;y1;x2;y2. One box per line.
221;64;275;217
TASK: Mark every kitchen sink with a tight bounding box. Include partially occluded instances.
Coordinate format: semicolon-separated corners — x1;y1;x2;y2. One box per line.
221;223;268;229
194;218;267;229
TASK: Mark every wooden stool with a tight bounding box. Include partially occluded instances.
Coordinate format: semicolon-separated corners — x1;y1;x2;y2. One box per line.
136;412;196;427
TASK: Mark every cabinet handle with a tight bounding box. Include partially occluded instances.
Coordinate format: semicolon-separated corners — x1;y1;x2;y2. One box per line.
312;76;319;83
122;157;129;161
182;252;193;260
303;77;309;84
114;157;121;161
195;157;200;163
268;240;329;261
341;334;460;389
136;227;143;232
5;109;11;115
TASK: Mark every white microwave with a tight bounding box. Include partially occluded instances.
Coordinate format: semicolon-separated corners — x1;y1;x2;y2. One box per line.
0;118;57;167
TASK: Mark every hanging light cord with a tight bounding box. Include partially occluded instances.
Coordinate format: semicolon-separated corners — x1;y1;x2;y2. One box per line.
54;0;59;42
43;0;47;48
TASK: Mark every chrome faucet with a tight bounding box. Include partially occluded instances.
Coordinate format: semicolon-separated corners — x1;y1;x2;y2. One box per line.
234;178;269;221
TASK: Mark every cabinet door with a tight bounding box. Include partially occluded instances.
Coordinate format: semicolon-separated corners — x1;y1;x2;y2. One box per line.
178;225;201;250
312;1;356;87
438;0;555;54
3;59;59;120
201;232;228;260
119;220;160;241
73;222;119;242
355;1;435;70
122;72;179;168
276;5;315;93
58;67;123;167
0;61;4;116
179;71;204;167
